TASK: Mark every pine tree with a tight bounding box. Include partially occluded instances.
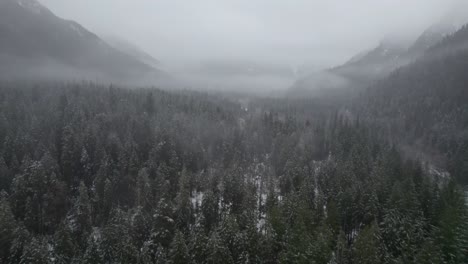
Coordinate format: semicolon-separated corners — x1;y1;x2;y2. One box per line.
24;195;40;233
201;190;219;232
437;182;468;264
0;192;17;262
206;231;234;264
83;230;103;264
169;231;189;264
307;225;334;264
0;156;11;191
20;237;49;264
53;220;77;263
80;147;93;186
151;199;176;248
175;167;193;232
332;231;350;264
130;206;151;249
188;227;209;264
8;223;30;263
154;245;168;264
60;125;78;186
352;222;382;264
414;234;444;264
70;181;92;249
145;92;155;115
101;178;114;222
10;160;67;234
100;209;138;263
135;168;151;208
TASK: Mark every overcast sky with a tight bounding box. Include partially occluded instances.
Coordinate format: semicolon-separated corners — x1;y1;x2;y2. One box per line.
41;0;465;69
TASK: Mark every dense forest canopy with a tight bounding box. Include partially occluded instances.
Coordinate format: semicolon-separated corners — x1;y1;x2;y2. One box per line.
0;82;466;263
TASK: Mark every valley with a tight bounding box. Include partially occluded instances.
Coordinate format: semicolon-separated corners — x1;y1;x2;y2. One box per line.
0;0;467;263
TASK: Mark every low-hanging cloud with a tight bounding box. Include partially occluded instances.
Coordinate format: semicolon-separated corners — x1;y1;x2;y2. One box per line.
40;0;466;68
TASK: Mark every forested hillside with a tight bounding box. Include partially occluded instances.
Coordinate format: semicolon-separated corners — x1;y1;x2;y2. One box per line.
289;17;463;99
0;82;466;263
359;24;468;184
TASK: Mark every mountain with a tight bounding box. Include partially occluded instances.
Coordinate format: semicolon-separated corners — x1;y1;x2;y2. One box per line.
288;40;408;98
426;23;468;59
103;35;160;68
289;16;464;98
0;0;161;84
358;23;468;183
331;39;408;83
406;22;457;58
287;39;408;98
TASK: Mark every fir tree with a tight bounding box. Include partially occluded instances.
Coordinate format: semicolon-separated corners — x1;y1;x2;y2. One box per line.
0;192;17;262
20;237;49;264
169;231;189;264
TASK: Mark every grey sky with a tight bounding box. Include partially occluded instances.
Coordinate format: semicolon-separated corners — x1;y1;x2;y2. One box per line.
41;0;465;69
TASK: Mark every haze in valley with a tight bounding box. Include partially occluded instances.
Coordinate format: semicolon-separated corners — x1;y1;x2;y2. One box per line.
32;0;468;92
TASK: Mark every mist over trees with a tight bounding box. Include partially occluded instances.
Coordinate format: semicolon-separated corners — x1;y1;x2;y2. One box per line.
1;0;468;263
0;82;466;263
357;24;468;185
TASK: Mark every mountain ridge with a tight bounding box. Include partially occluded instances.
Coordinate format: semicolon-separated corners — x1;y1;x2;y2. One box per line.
288;13;467;98
358;22;468;183
0;0;162;84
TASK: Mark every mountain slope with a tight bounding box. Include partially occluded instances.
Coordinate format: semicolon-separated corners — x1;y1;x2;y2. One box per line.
331;40;408;82
359;24;468;183
103;35;160;68
406;23;457;58
287;40;408;98
0;0;161;83
289;18;463;98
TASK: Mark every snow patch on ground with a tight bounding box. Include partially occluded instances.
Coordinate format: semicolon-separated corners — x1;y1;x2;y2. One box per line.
257;218;265;231
426;165;450;179
91;227;102;242
191;191;204;208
